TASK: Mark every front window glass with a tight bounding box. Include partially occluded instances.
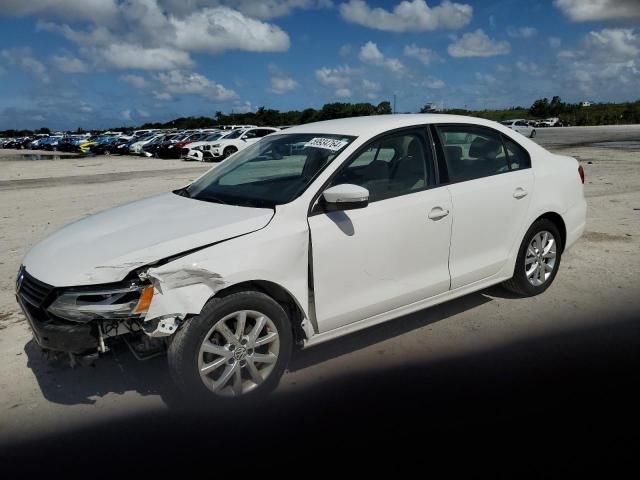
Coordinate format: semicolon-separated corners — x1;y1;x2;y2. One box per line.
183;133;355;207
331;132;431;202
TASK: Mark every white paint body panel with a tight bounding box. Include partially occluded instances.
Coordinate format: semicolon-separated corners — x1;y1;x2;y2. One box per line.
309;188;452;332
447;169;534;289
22;193;274;286
19;114;586;348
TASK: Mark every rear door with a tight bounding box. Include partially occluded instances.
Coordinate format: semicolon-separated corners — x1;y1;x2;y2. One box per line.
433;124;534;289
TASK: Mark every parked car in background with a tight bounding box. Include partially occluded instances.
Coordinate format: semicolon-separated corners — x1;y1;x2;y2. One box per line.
182;131;234;161
129;133;164;154
156;132;209;159
206;127;280;160
535;117;563;128
501;119;536;138
15;114;586;402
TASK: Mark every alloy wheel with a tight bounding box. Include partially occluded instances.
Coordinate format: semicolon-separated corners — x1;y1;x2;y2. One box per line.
197;310;280;397
525;230;557;286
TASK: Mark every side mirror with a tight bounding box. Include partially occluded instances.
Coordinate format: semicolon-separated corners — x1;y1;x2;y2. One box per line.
320;184;369;212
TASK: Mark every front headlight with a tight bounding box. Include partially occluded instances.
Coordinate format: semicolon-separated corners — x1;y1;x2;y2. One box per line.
211;143;221;148
47;281;154;323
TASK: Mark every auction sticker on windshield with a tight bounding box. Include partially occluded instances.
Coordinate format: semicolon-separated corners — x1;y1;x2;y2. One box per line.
304;137;349;151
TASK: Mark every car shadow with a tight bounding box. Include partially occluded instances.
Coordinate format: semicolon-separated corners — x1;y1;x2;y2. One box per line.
289;289;494;371
23;339;181;406
23;287;497;408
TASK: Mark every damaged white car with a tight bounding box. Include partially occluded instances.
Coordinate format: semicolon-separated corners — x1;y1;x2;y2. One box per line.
16;115;586;401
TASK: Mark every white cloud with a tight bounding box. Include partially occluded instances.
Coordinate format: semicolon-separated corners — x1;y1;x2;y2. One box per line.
155;70;238;101
339;0;472;32
507;26;537;39
448;29;511;57
172;7;290;54
315;65;356;90
0;47;50;83
51;54;89;73
548;37;562;48
339;44;353;56
421;76;445;88
362;79;381;98
515;60;542;75
316;65;364;97
99;44;194;70
158;0;333;20
585;28;639;60
403;44;440;65
120;74;148;88
358;41;404;74
556;28;640;98
554;0;640;22
153;90;173;101
268;65;299;94
0;0;119;24
32;3;291;73
121;109;132;121
474;72;497;85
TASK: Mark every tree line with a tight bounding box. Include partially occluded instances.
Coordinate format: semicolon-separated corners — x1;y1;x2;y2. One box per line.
3;97;640;136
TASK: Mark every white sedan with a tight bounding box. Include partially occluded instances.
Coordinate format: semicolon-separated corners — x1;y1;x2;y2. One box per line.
16;115;586;401
207;127;280;159
501;119;536;138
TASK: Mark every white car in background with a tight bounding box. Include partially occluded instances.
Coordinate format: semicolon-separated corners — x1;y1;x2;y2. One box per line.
129;133;164;154
501;119;536;138
182;131;233;161
16;114;586;402
208;127;280;160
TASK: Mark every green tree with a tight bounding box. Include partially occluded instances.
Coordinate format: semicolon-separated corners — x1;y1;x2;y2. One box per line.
529;98;550;118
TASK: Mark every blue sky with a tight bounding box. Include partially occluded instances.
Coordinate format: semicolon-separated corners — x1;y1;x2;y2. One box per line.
0;0;639;130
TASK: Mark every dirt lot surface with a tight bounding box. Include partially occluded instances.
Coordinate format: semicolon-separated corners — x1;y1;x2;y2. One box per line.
1;126;639;449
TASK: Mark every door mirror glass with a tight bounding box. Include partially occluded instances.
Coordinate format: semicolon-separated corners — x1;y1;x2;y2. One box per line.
321;184;369;212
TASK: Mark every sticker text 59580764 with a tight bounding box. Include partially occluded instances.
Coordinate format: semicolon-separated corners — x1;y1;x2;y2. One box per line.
304;137;349;152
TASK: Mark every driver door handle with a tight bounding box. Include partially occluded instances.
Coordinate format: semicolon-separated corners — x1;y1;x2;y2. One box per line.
428;207;450;220
513;187;528;199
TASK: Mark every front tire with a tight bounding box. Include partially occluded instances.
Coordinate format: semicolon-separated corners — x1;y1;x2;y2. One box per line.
168;291;292;403
222;146;237;159
502;218;562;297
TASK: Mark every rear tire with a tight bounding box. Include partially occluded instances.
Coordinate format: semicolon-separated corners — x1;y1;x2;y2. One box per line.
167;291;292;404
502;218;562;297
530;129;536;138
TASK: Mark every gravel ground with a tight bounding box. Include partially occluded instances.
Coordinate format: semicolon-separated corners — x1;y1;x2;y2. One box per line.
1;125;639;448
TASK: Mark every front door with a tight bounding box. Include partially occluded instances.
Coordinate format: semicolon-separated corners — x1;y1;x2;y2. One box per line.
308;129;453;333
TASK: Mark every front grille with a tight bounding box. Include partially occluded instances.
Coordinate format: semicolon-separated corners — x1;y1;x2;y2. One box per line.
18;269;55;308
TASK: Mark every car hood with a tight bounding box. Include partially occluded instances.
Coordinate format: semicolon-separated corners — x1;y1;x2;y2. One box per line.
23;192;274;287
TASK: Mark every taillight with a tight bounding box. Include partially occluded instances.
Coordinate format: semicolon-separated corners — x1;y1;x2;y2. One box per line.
578;165;585;184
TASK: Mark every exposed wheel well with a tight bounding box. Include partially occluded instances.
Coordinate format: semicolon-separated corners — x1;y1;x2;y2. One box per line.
213;281;307;346
536;212;566;252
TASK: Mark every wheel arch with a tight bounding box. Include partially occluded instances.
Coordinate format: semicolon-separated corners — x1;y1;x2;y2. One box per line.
535;211;567;252
212;280;309;346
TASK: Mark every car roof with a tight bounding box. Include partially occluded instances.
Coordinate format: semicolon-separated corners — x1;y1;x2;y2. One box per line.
282;114;506;138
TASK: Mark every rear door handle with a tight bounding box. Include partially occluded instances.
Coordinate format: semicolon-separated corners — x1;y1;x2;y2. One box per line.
513;187;528;199
428;207;450;220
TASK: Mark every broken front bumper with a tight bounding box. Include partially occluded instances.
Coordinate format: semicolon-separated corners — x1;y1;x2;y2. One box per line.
17;295;99;354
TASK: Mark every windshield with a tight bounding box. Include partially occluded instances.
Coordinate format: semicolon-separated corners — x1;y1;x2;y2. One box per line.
182;133;355;208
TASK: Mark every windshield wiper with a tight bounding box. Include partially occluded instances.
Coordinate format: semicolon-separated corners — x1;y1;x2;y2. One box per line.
197;194;228;205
